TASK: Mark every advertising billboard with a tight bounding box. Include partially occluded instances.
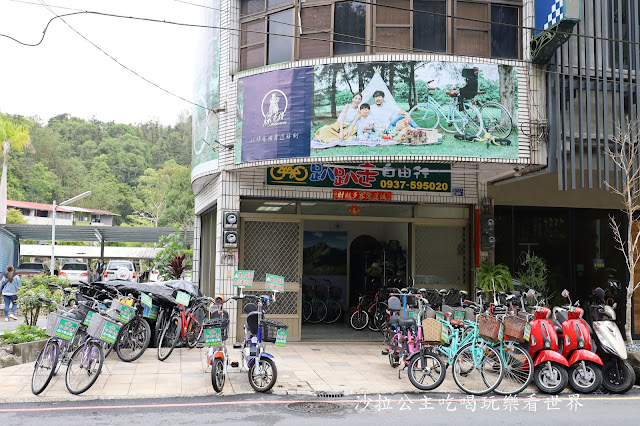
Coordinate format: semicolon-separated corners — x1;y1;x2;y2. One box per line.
236;61;519;163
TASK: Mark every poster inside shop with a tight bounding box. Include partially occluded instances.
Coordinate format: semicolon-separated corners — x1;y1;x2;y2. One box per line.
235;61;519;163
267;163;452;193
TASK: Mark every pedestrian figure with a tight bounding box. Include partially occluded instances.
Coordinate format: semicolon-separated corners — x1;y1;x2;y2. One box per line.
94;258;105;282
1;265;22;322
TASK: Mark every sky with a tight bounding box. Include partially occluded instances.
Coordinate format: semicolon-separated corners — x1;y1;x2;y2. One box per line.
0;0;203;126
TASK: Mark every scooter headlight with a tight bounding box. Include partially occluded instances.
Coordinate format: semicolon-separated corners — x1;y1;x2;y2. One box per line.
544;341;550;348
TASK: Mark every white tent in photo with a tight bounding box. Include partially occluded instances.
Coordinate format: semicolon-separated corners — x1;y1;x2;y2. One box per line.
359;66;400;111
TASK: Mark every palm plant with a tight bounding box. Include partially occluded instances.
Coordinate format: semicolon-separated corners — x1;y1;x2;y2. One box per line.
0;114;33;224
475;262;513;293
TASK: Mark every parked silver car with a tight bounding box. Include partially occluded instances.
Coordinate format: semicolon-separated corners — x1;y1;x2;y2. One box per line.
59;262;90;284
103;260;139;283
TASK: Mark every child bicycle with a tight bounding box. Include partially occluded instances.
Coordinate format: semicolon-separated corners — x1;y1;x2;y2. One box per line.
202;295;231;392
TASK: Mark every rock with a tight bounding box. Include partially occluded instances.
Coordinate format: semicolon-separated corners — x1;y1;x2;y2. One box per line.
0;353;20;368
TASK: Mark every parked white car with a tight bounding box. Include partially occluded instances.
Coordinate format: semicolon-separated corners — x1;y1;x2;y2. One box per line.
149;266;162;282
59;262;91;285
103;260;139;283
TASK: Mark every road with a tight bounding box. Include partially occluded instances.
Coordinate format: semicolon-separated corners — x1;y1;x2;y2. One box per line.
1;390;639;425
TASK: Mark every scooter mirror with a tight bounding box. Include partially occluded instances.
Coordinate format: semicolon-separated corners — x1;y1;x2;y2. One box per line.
595;287;605;300
526;289;536;298
561;289;570;298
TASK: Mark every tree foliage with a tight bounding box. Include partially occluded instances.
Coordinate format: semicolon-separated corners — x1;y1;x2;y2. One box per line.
154;230;193;281
475;262;514;292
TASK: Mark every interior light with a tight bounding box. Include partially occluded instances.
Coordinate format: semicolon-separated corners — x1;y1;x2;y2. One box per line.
256;206;282;212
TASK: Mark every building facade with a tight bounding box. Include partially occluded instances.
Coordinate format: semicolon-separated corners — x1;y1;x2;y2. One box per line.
191;0;638;340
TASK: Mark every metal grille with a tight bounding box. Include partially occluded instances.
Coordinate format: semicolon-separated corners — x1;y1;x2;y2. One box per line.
241;290;298;315
414;226;467;287
243;221;299;282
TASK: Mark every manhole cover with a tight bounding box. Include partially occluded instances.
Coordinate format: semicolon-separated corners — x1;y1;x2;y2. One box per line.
286;402;343;413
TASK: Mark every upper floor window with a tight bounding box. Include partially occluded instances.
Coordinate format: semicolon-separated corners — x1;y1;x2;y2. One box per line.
239;0;521;71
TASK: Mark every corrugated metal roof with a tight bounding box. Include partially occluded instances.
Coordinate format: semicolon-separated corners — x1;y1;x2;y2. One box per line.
8;200;74;213
0;224;193;243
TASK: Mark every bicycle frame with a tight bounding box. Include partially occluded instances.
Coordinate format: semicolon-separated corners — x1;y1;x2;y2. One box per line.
436;319;488;368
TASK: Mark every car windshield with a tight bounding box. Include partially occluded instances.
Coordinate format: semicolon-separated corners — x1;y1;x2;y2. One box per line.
62;264;88;271
108;262;133;271
18;263;44;269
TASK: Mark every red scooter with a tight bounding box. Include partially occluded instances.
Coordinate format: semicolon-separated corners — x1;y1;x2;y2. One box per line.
552;289;603;393
526;289;570;394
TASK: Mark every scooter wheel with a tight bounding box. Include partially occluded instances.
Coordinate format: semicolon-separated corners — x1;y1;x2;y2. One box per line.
568;361;602;393
601;360;636;394
212;358;225;392
534;362;568;395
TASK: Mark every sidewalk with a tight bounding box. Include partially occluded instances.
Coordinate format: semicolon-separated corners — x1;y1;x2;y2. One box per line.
0;342;472;403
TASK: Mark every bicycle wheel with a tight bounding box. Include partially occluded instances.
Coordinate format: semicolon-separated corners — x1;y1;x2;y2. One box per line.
452;342;503;395
324;300;342;324
302;301;312;323
494;342;534;395
349;310;369;330
186;304;206;348
388;334;401;367
115;316;151;362
409;104;439;129
309;300;327;324
369;302;387;331
438;101;462;134
154;307;167;347
453;102;483;137
65;340;104;395
32;340;58;395
479;102;513;138
158;315;180;361
407;351;447;391
212;358;225;392
248;357;278;392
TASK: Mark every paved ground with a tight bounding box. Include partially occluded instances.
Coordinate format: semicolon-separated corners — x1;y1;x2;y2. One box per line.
0;342;474;403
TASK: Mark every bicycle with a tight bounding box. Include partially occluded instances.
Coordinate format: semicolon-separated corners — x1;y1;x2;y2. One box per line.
157;290;206;361
476;99;514;139
320;278;342;324
302;278;328;323
202;295;231;393
408;79;484;137
113;292;152;362
233;293;288;392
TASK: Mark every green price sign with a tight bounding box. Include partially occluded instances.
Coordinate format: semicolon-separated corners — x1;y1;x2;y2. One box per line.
176;291;191;306
523;322;532;342
498;323;505;342
83;310;95;326
275;329;288;347
233;270;255;288
265;274;285;293
55;318;78;341
117;305;135;323
145;305;158;321
100;321;121;344
204;328;222;347
454;310;465;321
409;311;420;322
435;312;446;321
141;292;153;308
440;327;449;344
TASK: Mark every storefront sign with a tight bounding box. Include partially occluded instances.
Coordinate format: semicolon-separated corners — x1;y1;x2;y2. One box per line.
593;259;605;268
204;328;222;347
267;163;451;193
265;274;285;293
55;318;78;341
234;270;255;288
333;189;392;202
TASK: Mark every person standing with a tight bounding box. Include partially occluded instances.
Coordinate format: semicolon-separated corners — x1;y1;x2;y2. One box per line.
94;258;105;282
1;265;22;322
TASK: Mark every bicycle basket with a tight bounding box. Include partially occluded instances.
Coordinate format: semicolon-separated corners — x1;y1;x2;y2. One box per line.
329;285;342;300
422;318;444;344
260;319;289;343
503;315;527;343
45;312;81;341
87;313;121;344
478;314;502;343
313;285;327;299
203;318;229;341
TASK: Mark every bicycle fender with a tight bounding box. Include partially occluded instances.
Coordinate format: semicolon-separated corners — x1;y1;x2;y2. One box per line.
260;353;274;359
406;350;426;366
534;350;569;367
567;349;603;366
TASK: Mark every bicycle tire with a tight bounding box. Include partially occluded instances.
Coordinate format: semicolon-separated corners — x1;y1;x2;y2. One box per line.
324;300;342;324
438;101;462;134
452;342;503;395
248;357;278;392
388;334;401;367
115;316;151;362
374;302;388;332
157;315;180;361
349;310;369;330
407;351;447;391
302;301;312;323
212;358;226;392
408;103;439;129
494;343;534;395
309;300;327;324
479;102;513;139
31;340;58;395
186;303;206;348
65;340;104;395
154;307;167;347
453;102;483;137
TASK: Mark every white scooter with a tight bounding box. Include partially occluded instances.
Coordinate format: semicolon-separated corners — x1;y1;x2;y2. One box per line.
591;287;636;393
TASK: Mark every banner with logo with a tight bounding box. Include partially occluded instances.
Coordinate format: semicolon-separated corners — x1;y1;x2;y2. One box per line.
236;61;519;163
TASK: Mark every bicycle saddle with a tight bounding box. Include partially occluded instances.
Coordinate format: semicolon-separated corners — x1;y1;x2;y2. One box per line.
450;319;465;327
398;316;416;327
446;90;459;97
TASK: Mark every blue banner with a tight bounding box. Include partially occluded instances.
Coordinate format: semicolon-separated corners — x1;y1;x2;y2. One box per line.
241;67;313;162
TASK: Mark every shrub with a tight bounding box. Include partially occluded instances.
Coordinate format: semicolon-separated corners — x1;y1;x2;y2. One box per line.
17;275;69;326
1;324;47;344
475;262;513;293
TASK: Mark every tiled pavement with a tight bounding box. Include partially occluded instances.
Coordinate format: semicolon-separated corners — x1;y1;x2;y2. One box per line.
0;342;468;402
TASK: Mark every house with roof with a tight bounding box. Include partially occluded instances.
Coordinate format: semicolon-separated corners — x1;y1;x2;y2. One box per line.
7;200;119;226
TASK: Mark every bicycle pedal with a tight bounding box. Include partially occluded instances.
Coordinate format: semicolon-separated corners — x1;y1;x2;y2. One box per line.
231;362;239;368
381;350;389;355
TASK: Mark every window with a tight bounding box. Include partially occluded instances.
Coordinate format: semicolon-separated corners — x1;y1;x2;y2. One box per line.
454;1;520;58
414;0;446;53
374;0;411;53
334;2;366;55
491;5;518;59
268;8;295;64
